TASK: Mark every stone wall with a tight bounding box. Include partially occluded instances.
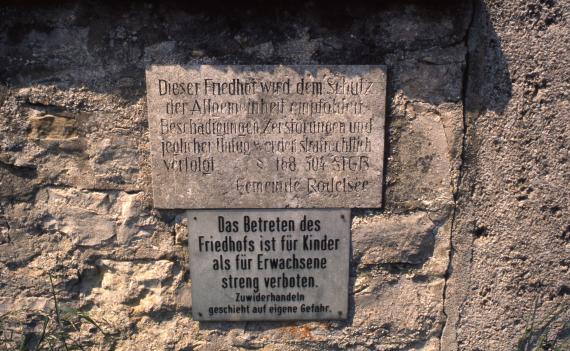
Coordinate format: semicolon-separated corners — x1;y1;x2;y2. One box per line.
442;1;569;350
0;1;567;350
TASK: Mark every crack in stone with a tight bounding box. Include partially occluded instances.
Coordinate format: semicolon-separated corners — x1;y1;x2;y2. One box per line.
439;1;479;350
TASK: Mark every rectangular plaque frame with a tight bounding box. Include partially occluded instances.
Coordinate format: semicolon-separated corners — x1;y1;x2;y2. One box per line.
187;209;350;321
146;65;386;209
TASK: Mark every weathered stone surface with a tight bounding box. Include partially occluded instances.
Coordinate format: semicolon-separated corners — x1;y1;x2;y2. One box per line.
82;259;176;315
146;65;386;209
32;187;145;247
441;1;570;350
0;1;469;348
352;212;436;265
2;1;565;350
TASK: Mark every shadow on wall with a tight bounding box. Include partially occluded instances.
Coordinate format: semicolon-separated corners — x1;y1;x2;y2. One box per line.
464;1;512;116
0;0;510;110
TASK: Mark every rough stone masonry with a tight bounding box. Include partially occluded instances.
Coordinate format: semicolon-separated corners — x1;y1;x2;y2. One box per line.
0;1;568;350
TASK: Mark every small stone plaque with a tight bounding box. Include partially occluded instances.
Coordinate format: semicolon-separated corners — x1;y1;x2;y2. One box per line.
146;65;386;208
187;209;350;321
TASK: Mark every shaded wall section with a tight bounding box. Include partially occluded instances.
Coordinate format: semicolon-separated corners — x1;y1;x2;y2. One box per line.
443;0;569;350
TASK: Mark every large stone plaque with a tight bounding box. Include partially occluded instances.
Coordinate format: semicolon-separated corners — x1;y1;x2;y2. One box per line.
187;209;350;321
146;65;386;208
